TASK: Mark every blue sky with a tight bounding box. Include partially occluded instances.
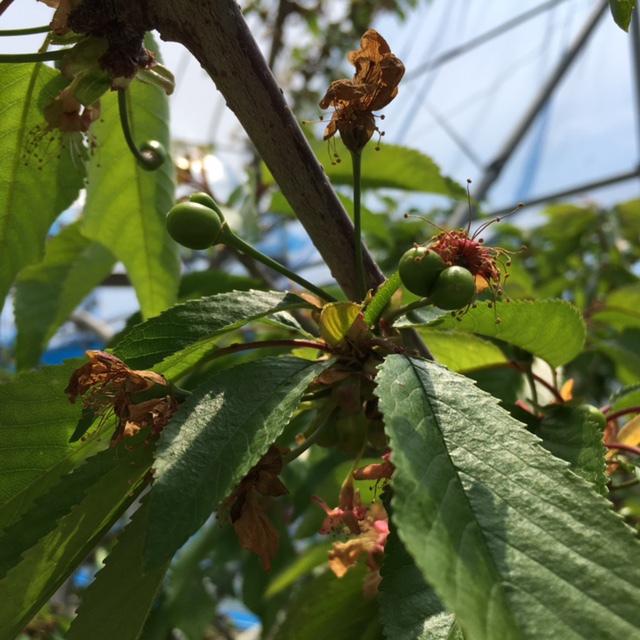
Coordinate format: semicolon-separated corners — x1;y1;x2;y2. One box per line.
7;1;637;210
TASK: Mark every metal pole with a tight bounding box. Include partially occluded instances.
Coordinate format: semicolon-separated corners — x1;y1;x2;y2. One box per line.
404;0;571;82
449;0;609;226
484;167;640;217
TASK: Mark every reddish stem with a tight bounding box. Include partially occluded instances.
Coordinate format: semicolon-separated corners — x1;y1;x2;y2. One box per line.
604;406;640;423
605;443;640;456
508;360;564;403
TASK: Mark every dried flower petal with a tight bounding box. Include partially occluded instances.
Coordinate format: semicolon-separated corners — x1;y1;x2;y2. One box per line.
222;445;290;570
232;492;280;571
319;30;404;154
65;350;177;445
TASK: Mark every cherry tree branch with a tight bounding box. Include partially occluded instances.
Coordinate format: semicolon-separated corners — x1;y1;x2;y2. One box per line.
112;0;384;301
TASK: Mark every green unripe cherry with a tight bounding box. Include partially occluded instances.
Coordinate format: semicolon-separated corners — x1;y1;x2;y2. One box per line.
398;246;446;297
573;404;607;430
166;202;223;250
189;192;223;218
429;265;476;310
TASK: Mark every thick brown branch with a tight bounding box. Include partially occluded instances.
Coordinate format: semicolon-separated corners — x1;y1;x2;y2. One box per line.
111;0;384;301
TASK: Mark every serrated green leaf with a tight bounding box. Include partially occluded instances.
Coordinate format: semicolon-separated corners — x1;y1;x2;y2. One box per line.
430;300;585;368
533;404;608;496
0;64;85;305
14;221;114;369
272;563;383;640
0;433;154;639
609;0;636;31
82;37;178;319
416;328;507;372
610;383;640;412
113;290;313;373
377;355;640;640
0;361;98;532
0;431;152;579
380;517;462;640
67;496;170;640
144;356;331;569
312;141;466;197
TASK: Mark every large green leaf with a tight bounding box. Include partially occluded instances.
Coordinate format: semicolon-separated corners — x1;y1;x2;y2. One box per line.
272;563;383;640
144;356;331;568
67;496;170;640
113;290;313;372
610;383;640;412
429;300;586;368
380;517;462;640
14;221;114;370
0;361;97;532
417;328;507;372
82;39;179;319
0;433;154;640
0;430;152;578
377;356;640;640
0;64;85;306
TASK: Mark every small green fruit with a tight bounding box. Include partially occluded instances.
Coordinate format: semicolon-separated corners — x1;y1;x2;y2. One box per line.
189;192;224;222
398;246;446;297
429;265;476;310
166;202;223;250
573;404;607;431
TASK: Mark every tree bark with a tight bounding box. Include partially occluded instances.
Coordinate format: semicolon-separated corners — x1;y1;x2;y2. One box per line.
111;0;384;301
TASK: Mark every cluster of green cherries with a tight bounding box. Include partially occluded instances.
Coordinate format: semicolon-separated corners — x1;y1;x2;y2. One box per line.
398;245;476;311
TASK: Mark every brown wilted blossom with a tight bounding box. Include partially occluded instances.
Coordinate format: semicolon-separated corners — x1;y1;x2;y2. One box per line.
328;503;389;596
222;445;290;571
319;29;405;155
65;350;178;445
353;450;394;483
312;474;389;595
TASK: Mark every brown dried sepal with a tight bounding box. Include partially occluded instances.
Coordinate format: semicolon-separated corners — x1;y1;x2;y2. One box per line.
319;30;405;154
65;350;177;445
223;445;290;571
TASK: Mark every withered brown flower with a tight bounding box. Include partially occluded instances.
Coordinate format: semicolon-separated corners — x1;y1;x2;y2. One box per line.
319;30;405;154
65;350;178;445
222;444;290;571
